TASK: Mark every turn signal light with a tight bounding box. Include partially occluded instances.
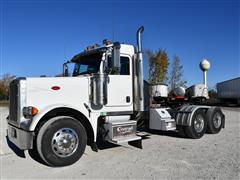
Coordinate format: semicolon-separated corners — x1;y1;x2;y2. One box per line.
31;106;38;116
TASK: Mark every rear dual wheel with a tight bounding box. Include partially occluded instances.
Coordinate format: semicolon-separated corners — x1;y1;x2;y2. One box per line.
179;107;224;139
184;109;207;139
206;108;224;134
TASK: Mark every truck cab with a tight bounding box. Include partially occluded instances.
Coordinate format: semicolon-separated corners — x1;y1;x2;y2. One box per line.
7;27;145;167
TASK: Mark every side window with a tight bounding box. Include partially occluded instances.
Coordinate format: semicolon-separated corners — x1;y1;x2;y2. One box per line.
107;56;130;75
120;57;130;75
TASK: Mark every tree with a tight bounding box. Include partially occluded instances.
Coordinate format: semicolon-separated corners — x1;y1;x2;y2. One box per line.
168;55;187;91
0;74;15;100
147;49;169;85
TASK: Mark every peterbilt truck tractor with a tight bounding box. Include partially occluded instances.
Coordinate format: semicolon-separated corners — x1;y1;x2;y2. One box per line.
7;26;225;167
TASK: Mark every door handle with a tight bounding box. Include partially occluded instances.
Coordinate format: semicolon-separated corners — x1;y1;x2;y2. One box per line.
126;96;130;103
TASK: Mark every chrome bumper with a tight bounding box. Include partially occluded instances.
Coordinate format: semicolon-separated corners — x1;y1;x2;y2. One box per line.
7;123;34;150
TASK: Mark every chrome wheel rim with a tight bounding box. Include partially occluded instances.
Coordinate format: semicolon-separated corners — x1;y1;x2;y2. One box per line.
213;112;222;129
194;114;204;133
51;128;78;157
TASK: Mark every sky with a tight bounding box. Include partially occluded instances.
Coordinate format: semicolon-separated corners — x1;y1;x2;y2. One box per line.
0;0;239;88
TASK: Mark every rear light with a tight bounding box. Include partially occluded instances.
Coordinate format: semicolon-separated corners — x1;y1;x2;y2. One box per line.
23;106;39;117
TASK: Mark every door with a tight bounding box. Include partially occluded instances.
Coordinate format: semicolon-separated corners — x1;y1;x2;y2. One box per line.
105;55;133;107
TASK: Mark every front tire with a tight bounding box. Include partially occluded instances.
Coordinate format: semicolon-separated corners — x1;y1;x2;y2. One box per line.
36;116;87;167
184;109;207;139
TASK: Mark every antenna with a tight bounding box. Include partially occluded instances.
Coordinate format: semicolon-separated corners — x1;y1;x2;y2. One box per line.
112;15;115;42
63;38;67;60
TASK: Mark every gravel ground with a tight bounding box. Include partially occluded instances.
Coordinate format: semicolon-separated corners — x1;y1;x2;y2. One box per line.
0;106;239;179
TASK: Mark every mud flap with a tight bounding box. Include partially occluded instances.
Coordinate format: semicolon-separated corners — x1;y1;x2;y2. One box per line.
90;142;98;152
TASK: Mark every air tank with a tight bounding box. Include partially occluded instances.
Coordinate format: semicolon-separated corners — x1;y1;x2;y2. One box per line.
173;86;186;97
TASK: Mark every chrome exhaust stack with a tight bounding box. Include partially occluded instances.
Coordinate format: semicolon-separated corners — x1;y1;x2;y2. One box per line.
136;26;144;112
137;26;144;53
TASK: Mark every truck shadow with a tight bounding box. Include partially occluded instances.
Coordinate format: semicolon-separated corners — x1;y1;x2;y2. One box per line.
147;130;189;139
5;136;26;158
96;141;120;150
137;126;189;139
28;149;49;166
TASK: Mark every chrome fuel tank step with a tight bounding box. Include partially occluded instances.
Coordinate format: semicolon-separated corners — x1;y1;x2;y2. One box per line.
103;120;142;144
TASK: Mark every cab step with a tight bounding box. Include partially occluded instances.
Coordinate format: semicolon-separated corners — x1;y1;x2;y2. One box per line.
136;131;150;137
110;135;141;144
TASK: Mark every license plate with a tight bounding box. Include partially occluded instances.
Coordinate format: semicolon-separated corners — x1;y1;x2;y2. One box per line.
113;125;135;138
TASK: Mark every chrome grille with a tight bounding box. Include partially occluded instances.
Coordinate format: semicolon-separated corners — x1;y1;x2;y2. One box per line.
9;79;19;122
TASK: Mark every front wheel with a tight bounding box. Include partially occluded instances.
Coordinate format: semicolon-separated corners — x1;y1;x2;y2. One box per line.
184;109;207;139
36;116;87;167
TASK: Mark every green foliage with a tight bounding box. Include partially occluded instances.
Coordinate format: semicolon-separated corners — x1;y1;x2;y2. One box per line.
147;49;169;85
0;74;15;100
168;55;187;90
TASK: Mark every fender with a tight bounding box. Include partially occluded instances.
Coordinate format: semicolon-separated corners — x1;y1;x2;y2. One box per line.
176;105;210;126
28;103;93;132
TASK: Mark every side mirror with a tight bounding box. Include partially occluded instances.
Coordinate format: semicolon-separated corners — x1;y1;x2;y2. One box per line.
111;42;121;74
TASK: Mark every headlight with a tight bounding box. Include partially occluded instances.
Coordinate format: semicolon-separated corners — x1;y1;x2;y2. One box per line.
23;106;38;118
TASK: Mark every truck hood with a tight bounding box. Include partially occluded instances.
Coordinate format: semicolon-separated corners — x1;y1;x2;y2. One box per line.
26;76;90;111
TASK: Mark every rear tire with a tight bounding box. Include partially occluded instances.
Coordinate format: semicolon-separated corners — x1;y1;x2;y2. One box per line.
206;108;224;134
184;109;207;139
36;116;87;167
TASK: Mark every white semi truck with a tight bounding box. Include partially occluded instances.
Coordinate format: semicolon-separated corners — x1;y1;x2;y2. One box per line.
7;27;225;167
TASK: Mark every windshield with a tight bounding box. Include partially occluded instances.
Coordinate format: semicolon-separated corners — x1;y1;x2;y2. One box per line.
72;53;102;76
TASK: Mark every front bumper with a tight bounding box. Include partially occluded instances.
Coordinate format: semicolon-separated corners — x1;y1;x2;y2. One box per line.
7;123;34;150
